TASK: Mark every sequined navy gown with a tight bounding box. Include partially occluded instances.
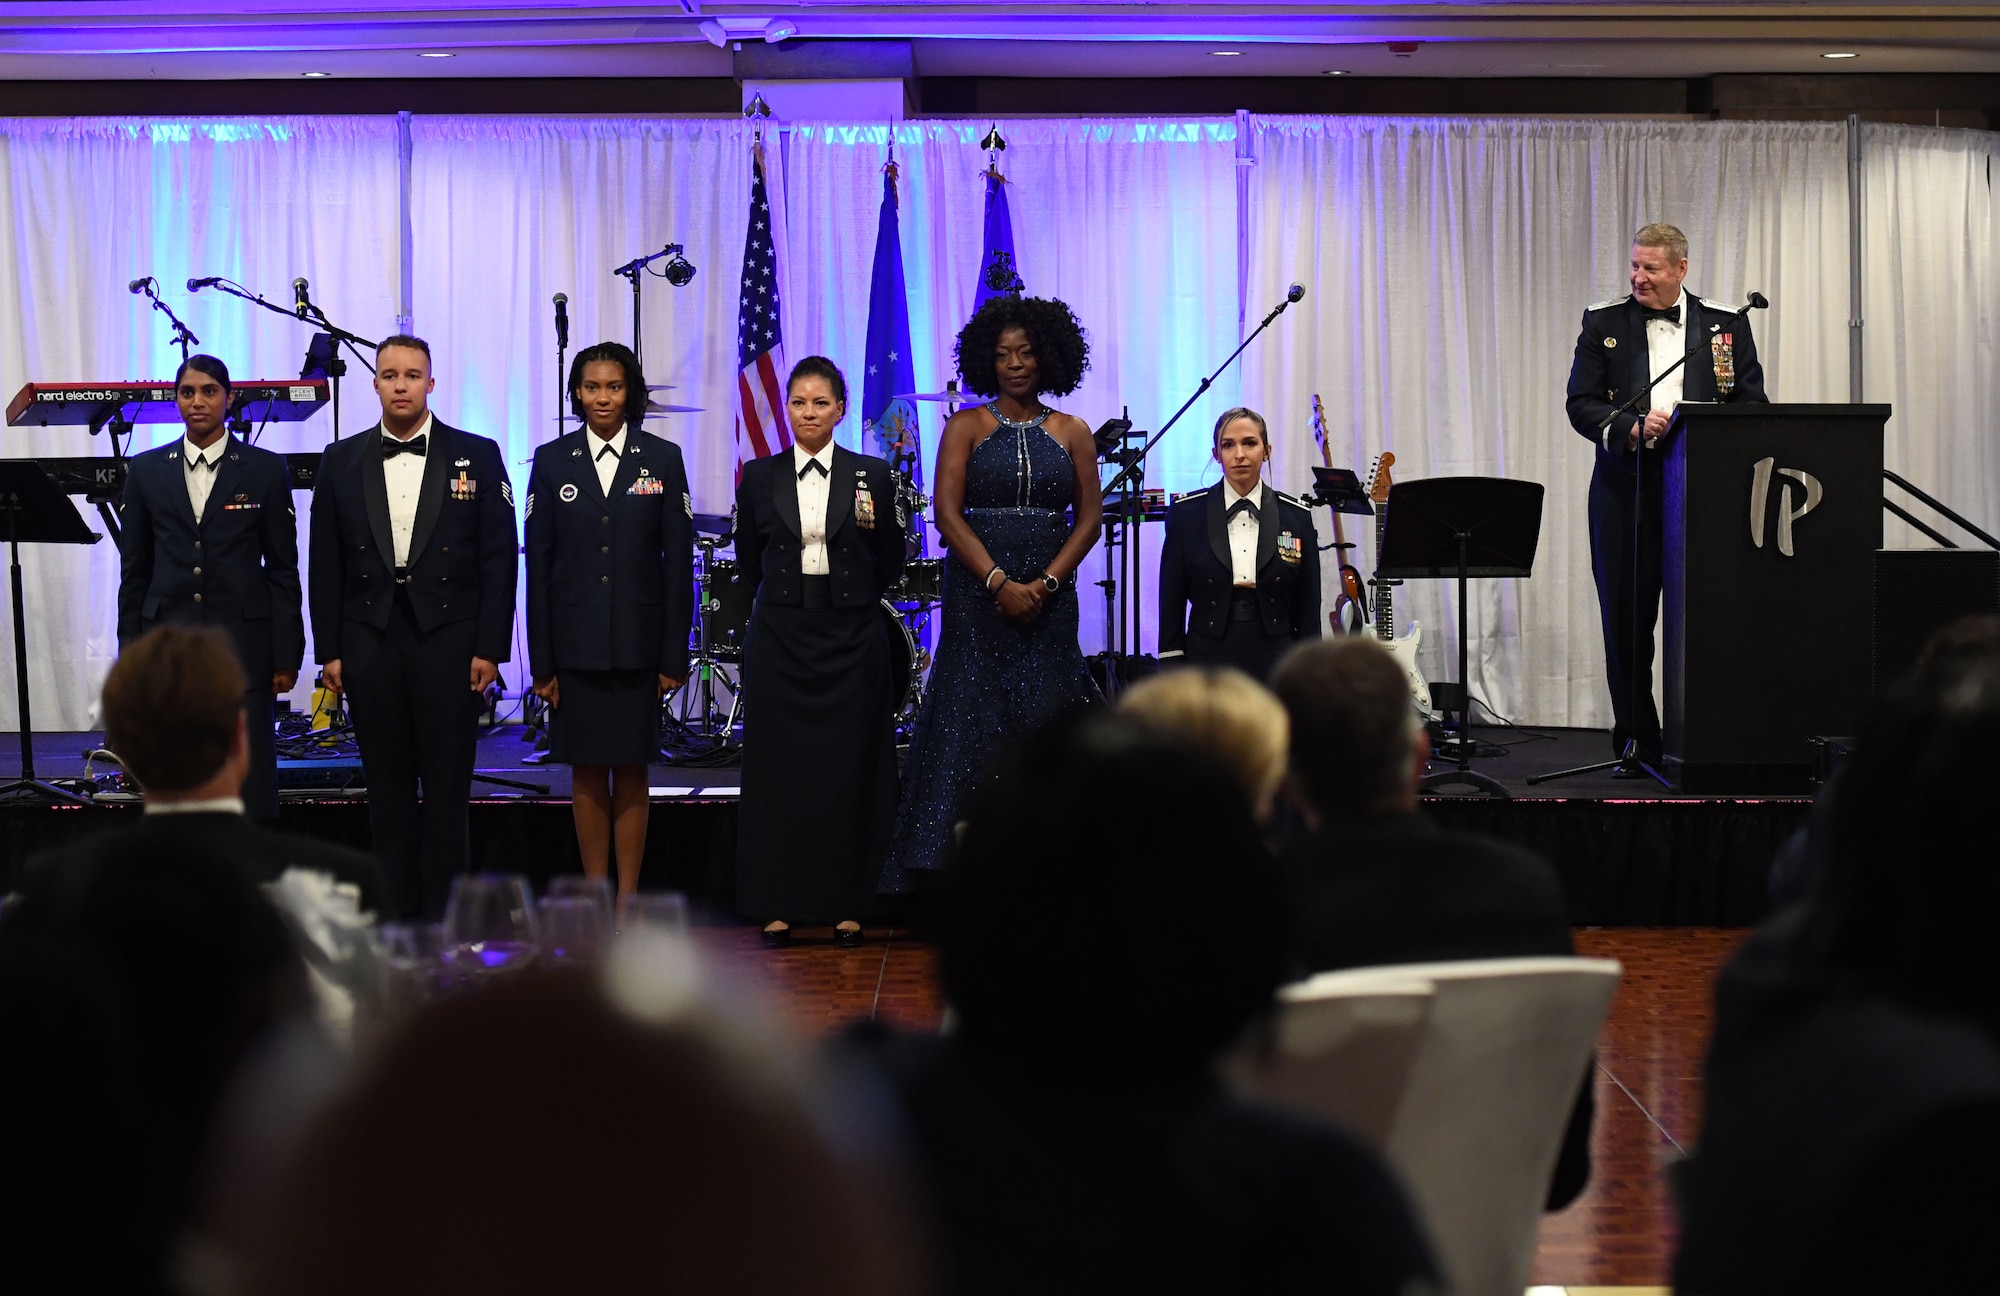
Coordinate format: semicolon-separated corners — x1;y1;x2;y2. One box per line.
882;406;1103;891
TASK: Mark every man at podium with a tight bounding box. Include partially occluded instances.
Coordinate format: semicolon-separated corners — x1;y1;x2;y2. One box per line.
1566;223;1767;773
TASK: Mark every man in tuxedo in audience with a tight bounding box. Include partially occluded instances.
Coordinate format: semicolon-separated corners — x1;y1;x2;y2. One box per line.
1566;222;1769;775
22;625;386;912
116;354;303;821
1270;637;1591;1209
308;336;517;918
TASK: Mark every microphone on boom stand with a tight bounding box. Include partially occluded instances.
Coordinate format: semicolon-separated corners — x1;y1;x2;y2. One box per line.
293;277;312;320
186;276;224;292
127;276;155;295
553;292;569;350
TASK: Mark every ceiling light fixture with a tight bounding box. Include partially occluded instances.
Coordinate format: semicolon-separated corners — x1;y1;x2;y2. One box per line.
302;71;331;78
419;52;455;59
1821;51;1859;59
1324;69;1351;76
1210;50;1243;57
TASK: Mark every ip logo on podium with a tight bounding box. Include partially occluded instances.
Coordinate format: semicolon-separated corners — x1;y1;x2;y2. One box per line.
1749;456;1823;557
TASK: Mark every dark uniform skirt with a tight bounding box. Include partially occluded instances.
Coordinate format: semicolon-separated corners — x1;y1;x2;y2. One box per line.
736;582;898;924
1183;587;1291;683
549;667;659;766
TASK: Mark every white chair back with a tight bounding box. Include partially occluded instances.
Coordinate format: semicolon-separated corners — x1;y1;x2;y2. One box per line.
1228;970;1436;1146
1375;956;1622;1296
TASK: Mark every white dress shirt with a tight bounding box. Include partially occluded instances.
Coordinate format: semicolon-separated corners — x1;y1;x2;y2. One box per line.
794;442;835;576
1222;479;1266;586
1644;288;1688;426
383;412;432;568
183;433;228;523
589;424;628;497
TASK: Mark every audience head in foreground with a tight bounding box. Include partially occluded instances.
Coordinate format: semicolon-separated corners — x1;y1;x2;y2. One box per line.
876;711;1439;1296
1677;650;2000;1295
103;623;249;801
1116;666;1289;821
247;954;919;1296
947;709;1290;1079
1270;637;1428;825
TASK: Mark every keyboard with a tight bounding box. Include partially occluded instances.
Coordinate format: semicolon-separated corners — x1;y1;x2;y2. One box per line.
28;453;323;498
7;379;330;429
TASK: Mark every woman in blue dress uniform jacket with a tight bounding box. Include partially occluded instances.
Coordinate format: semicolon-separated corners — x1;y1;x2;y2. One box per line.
525;342;692;901
1158;407;1321;683
734;357;905;948
117;354;303;820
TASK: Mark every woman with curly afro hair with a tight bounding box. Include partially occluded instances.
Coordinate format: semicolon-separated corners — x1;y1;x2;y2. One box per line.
881;296;1105;893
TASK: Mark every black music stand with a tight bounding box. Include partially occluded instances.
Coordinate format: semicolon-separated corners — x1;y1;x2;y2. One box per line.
1377;476;1545;799
0;463;102;804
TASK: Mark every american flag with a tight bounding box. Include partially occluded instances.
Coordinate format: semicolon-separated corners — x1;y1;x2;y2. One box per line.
734;151;790;468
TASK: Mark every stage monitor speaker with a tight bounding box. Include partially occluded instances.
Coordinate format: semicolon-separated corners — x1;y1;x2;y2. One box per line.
1872;548;2000;693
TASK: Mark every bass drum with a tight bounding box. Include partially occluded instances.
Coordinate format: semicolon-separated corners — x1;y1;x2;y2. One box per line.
880;600;920;718
702;559;756;660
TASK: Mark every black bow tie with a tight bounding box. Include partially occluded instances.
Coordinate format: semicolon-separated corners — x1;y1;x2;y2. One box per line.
799;459;828;480
1642;303;1682;326
382;433;427;460
188;452;216;472
1228;498;1260;522
595;443;619;461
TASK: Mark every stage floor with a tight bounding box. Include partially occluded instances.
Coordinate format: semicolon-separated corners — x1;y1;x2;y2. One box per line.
0;721;1808;802
0;724;1809;926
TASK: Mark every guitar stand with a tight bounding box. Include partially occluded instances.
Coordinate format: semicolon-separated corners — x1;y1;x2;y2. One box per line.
1376;476;1547;801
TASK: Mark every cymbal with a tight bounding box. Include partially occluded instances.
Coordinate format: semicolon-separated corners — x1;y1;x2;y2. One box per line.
692;511;734;537
646;383;677;391
896;390;972;404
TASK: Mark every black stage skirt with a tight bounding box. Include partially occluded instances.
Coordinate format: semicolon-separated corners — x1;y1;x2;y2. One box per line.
1183;589;1291;683
549;667;659;766
736;589;898;924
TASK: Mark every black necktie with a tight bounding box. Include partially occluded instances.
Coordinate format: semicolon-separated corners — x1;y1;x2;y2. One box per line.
799;459;828;480
382;433;427;460
596;443;619;462
1228;498;1259;522
1642;303;1681;326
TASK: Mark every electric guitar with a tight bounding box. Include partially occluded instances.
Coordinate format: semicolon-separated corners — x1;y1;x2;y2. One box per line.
1311;394;1367;635
1365;452;1433;715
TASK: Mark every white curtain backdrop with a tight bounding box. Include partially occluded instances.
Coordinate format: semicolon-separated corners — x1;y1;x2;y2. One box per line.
779;117;1243;655
1244;116;1853;730
1862;123;2000;552
4;112;1996;735
0;116;401;729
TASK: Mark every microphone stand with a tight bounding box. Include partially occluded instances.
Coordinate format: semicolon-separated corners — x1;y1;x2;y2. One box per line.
1093;286;1304;690
140;282;200;363
204;280;379;441
1531;292;1766;790
611;243;686;370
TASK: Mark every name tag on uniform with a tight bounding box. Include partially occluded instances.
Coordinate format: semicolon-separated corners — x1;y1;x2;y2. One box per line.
627;478;665;496
855;487;876;530
451;471;478;501
1277;531;1302;564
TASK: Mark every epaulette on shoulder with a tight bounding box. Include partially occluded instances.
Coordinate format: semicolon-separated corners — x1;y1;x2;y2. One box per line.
1585;296;1628;313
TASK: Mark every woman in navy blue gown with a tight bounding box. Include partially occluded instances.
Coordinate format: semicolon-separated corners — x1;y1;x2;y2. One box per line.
882;297;1104;894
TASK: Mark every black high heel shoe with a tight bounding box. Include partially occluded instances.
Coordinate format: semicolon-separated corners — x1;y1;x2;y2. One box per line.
761;922;792;949
833;922;865;949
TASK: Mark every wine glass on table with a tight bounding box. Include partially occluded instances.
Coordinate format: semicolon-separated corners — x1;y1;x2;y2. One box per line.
443;874;541;975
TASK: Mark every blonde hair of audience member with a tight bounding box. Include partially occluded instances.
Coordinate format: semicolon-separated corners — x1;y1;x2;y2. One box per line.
244;958;922;1296
1270;638;1431;827
102;625;252;802
1118;666;1289;820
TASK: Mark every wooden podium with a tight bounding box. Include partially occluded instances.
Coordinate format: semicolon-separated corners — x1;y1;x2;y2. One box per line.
1662;403;1889;792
